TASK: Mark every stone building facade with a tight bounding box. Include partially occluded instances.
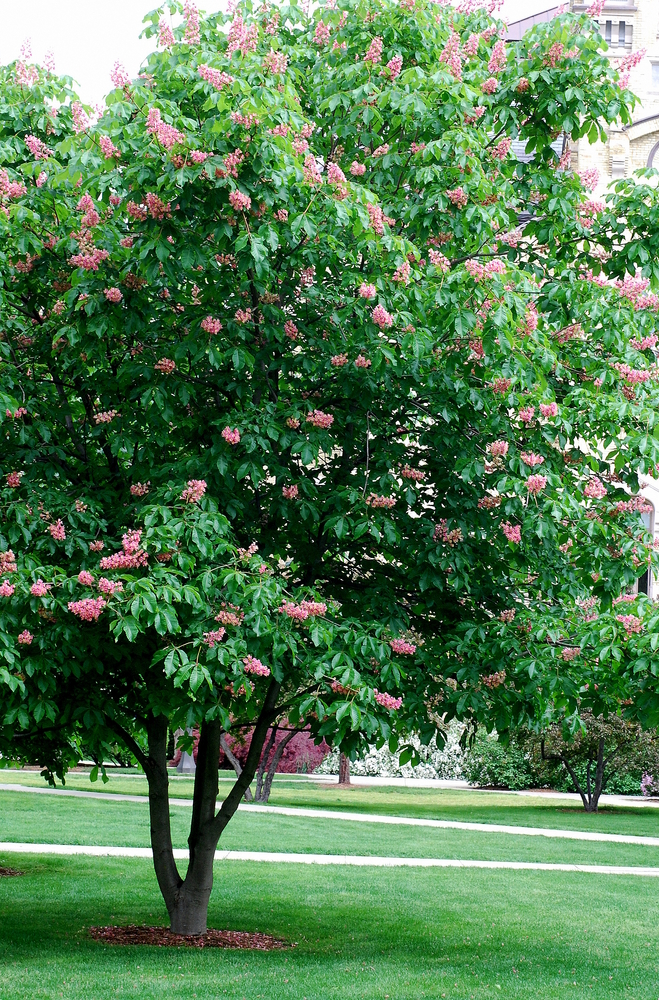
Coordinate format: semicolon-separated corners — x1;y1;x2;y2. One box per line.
569;1;659;183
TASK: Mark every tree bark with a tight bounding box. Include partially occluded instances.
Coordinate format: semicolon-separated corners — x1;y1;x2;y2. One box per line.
339;752;351;785
140;679;283;935
220;733;253;801
255;728;297;803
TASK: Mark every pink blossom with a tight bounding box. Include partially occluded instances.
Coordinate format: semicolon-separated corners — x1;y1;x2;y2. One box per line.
68;597;107;621
94;411;119;425
180;479;207;503
6;471;24;488
516;77;530;93
490;377;512;394
158;17;175;47
390;638;416;655
146;107;185;149
0;581;15;597
331;354;349;367
488;441;509;458
526;474;547;496
282;485;299;499
540;402;558;418
465;259;485;282
110;61;131;89
243;654;270;676
30;579;51;597
89;541;105;552
25;135;52;160
584;477;607;500
374;690;403;710
502;522;521;543
275;208;288;222
520;452;544;467
364;36;383;66
359;283;377;299
222;426;241;445
71;102;90;133
393;261;411;285
226;14;258;57
284;320;299;340
154;358;176;374
189;150;209;164
36;171;47;187
488;39;507;74
518;406;535;424
428;249;450;273
99;135;119;158
314;21;331;45
229;189;251;212
199;65;234;91
367;494;396;509
263;49;288;75
98;577;123;595
382;55;403;80
464;32;480;57
373;144;389;158
203;628;226;647
49;520;66;541
446;187;468;208
350;161;366;176
327;162;347;187
17;630;33;645
400;465;425;482
78;571;94;585
303;154;322;186
104;287;123;303
491;137;512;161
616;614;643;635
482;77;498;94
306;410;334;429
280;600;327;621
483;670;506;689
183;2;200;44
372;304;393;329
286;417;300;429
440;31;462;80
355;355;371;368
201;316;222;335
130;482;150;497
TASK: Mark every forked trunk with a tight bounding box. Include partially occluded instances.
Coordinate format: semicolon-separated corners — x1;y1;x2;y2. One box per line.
142;679;282;935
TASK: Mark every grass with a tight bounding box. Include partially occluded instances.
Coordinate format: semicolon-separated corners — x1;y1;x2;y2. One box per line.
3;791;659;868
2;853;659;999
3;777;659;998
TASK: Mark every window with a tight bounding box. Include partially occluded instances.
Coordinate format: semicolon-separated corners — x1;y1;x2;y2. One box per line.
652;64;659;90
605;20;612;42
618;21;626;46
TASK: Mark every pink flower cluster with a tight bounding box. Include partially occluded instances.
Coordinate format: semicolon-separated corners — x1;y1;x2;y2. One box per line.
203;628;226;647
364;36;383;65
199;64;234;91
303;155;322;186
94;410;119;425
110;61;131;88
49;520;66;541
314;21;331;45
222;426;241;445
561;647;581;661
428;250;450;272
68;597;107;621
215;606;244;626
284;320;298;340
612;496;654;516
350;161;366;177
440;31;462;80
390;638;416;655
146;107;185;149
280;600;327;621
98;577;123;595
158;17;175;47
263;49;287;74
491;137;512;161
520;453;544;467
490;377;512;394
393;261;411;285
359;283;376;299
616;614;643;635
483;671;505;689
181;479;207;503
331;354;348;367
306;410;334;429
229;189;251;212
374;690;403;710
488;440;509;458
446;187;468;208
0;550;17;574
130;482;150;497
518;407;535;424
183;2;200;44
201;316;222;335
540;402;558;418
99;530;148;570
526;475;547;496
25;134;52;160
434;520;463;545
71;101;90;134
17;630;33;645
99;136;119;158
0;170;27;200
78;571;94;585
488;39;507;74
0;581;15;597
6;471;24;488
243;655;270;676
30;579;51;597
282;485;299;499
104;287;123;303
382;55;403;80
400;465;425;482
482;77;498;94
154;358;176;374
366;494;396;509
355;355;371;368
584;477;607;500
371;304;393;329
502;522;521;543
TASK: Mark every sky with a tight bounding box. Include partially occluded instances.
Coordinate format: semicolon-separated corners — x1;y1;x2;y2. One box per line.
0;0;559;105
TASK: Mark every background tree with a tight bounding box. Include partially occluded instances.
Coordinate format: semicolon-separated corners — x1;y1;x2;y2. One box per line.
3;0;659;932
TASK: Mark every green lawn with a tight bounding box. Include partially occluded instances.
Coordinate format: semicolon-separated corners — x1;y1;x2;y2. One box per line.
1;853;659;999
3;791;659;869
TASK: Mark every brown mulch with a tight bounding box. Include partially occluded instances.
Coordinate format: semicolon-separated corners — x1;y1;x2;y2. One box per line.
0;867;24;877
88;925;290;950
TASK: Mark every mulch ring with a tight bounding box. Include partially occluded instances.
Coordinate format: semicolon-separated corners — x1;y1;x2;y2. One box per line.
88;925;291;950
0;867;24;877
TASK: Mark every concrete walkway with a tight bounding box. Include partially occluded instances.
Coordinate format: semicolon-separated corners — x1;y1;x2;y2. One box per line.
1;841;659;877
2;781;659;848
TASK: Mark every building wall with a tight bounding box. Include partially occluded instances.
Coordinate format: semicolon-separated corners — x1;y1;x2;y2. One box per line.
569;1;659;184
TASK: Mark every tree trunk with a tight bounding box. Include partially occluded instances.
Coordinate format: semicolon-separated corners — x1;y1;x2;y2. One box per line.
339;752;351;785
219;733;253;802
254;728;297;803
142;679;282;935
